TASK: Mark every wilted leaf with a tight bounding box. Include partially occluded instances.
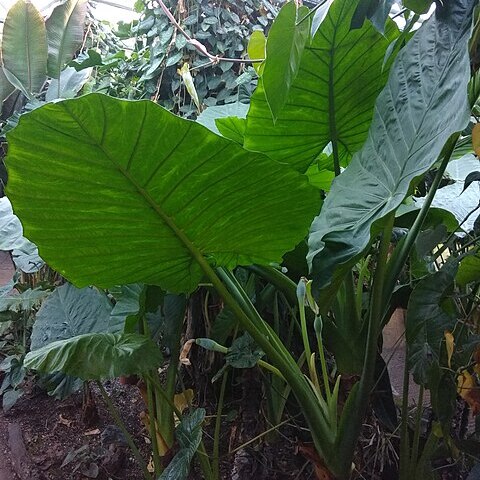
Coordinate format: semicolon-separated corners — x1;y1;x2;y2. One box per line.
457;370;480;415
472;123;480;156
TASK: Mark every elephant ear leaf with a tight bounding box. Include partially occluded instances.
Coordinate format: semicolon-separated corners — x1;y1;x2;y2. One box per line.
307;0;475;300
1;0;47;97
243;0;398;173
24;332;162;380
6;94;318;293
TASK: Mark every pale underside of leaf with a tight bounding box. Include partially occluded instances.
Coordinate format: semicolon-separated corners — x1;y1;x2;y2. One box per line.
307;0;474;297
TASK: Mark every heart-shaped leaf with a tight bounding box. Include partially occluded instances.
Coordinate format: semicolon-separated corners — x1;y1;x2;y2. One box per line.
25;332;162;380
244;0;398;173
6;94;318;293
308;0;474;298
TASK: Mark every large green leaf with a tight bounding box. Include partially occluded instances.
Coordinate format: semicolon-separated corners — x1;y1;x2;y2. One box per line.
351;0;397;33
24;332;162;379
46;0;87;80
261;2;310;121
6;94;318;293
406;262;458;386
1;0;47;97
243;0;398;172
30;283;116;350
308;0;474;297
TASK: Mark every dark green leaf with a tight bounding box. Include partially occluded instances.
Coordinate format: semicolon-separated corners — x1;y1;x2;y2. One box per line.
462;171;480;193
25;332;162;379
406;262;458;386
403;0;433;14
244;0;398;172
351;0;397;33
69;49;103;71
30;283;116;351
1;0;47;97
261;2;310;121
6;94;318;293
226;333;264;368
158;409;205;480
308;0;474;298
46;0;87;79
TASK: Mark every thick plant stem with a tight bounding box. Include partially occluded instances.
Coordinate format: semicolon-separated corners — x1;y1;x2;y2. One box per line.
399;353;411;480
146;377;162;477
410;385;425;477
384;133;460;304
335;213;395;478
96;381;152;480
212;268;336;467
213;369;228;480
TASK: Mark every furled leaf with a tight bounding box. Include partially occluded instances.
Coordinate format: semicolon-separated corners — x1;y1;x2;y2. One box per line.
261;2;310;121
46;0;87;79
1;0;47;97
308;0;474;298
445;331;454;369
406;262;458;386
24;332;162;379
30;283;116;350
247;30;266;74
6;94;317;293
244;0;398;172
158;409;205;480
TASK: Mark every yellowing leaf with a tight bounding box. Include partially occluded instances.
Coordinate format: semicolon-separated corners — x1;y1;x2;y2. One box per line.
472;123;480;156
247;30;266;74
177;63;201;112
457;369;480;415
444;330;454;369
174;389;194;414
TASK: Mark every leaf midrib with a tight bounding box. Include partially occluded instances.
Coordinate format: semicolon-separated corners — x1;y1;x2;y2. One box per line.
61;100;210;275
